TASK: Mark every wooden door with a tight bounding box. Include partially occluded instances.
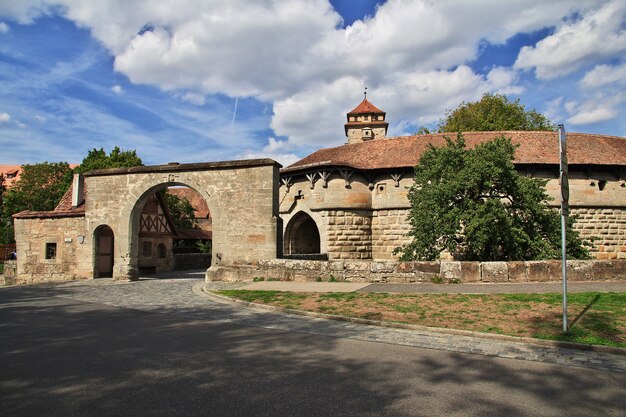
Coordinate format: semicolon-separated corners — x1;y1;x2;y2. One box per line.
96;227;114;278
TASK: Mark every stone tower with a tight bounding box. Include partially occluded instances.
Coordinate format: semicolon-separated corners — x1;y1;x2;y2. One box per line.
344;95;389;144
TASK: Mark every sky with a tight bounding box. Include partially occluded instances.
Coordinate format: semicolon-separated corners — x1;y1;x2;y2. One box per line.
0;0;625;167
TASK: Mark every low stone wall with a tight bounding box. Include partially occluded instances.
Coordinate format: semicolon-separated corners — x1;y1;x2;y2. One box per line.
174;253;212;270
206;259;626;283
2;260;17;285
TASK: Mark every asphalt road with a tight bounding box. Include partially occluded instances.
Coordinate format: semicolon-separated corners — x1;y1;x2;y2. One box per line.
1;280;624;417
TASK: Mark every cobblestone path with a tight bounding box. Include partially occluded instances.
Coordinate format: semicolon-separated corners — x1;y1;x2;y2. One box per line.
53;277;626;374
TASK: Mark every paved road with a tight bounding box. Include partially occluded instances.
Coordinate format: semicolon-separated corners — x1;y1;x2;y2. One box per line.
1;277;624;417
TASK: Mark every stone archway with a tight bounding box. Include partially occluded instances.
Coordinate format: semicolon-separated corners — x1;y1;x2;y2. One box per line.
94;225;114;278
284;211;321;255
82;160;280;280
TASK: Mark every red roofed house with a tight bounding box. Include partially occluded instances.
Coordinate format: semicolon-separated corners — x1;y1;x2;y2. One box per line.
0;165;22;188
279;97;626;261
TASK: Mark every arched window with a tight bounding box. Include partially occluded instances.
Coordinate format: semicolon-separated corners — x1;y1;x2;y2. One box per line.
284;212;321;255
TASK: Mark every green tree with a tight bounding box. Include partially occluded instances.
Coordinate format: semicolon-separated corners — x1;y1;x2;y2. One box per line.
74;146;143;174
2;163;74;243
438;93;555;133
160;190;197;230
396;133;590;261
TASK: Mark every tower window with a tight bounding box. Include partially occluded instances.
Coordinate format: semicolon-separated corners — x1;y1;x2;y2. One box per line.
45;243;57;260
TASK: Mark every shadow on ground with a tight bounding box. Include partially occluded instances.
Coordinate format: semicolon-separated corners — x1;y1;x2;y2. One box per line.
0;283;623;417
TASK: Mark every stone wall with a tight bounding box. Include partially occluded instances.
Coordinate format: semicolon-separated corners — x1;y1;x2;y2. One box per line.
84;159;281;279
2;260;17;285
571;207;626;259
279;170;626;261
325;209;372;260
206;258;626;283
371;208;411;260
173;253;212;270
13;216;91;284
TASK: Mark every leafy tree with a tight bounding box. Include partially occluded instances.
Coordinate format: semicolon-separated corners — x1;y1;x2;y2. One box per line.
160;190;198;230
396;133;590;261
438;93;555;133
0;173;5;207
1;163;74;243
74;146;143;174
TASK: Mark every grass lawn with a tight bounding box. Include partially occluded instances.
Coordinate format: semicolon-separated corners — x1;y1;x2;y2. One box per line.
215;290;626;348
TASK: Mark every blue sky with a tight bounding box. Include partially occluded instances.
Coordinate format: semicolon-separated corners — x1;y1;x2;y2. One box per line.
0;0;624;166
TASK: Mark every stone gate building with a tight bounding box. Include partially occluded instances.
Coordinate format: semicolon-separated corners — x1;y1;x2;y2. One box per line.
280;97;626;261
13;159;281;281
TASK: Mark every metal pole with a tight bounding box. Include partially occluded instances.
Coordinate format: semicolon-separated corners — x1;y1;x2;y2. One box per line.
558;124;568;333
561;210;568;332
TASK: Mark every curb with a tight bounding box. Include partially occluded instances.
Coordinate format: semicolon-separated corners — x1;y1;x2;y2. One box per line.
194;283;626;357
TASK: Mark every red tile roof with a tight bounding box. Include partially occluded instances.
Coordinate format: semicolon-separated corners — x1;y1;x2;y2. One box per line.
0;165;23;188
13;183;85;219
168;187;211;219
283;131;626;172
347;98;385;115
1;164;79;189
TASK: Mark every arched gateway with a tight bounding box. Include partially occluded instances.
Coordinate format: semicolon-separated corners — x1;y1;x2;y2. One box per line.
83;160;281;280
11;159;281;282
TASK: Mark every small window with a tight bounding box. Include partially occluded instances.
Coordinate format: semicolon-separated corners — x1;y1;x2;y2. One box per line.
146;200;158;214
364;115;369;121
142;241;152;258
157;243;166;259
45;243;57;260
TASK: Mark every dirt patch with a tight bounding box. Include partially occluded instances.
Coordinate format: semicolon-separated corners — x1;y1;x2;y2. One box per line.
217;290;626;347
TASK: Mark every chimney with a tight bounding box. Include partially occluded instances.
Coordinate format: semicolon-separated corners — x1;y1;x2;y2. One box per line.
72;174;84;208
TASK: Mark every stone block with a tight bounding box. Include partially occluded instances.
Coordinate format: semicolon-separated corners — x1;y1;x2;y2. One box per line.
567;260;594;281
507;262;528;282
397;261;415;272
460;262;480;282
440;262;461;280
527;260;560;282
414;261;440;274
371;261;396;273
344;261;370;271
481;262;508;283
593;260;626;280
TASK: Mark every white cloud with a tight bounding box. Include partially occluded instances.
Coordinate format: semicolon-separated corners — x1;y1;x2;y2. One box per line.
564;90;626;125
567;107;617;125
0;0;623;154
0;21;9;33
581;63;626;88
238;138;301;167
0;112;10;122
178;92;205;106
111;84;122;94
515;0;626;79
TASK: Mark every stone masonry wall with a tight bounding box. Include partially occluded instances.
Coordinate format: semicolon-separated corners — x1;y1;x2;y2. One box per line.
13;216;91;284
571;207;626;259
206;258;626;284
84;160;280;280
371;208;411;260
325;209;372;260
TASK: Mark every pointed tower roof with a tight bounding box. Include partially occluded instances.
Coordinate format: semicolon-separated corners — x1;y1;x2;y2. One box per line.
347;98;385;115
